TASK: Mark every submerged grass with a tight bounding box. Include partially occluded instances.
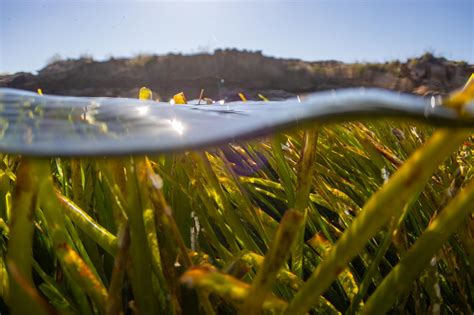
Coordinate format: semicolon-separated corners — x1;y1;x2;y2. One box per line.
0;113;473;314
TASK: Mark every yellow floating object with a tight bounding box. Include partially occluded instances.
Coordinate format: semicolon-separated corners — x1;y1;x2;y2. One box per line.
139;87;153;100
37;88;43;96
444;73;474;110
258;93;269;102
173;92;187;105
238;92;247;102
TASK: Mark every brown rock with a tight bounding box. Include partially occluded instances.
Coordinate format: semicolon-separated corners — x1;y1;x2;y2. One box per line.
0;50;472;100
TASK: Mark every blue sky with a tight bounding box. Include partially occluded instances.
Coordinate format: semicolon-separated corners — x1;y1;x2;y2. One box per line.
0;0;472;74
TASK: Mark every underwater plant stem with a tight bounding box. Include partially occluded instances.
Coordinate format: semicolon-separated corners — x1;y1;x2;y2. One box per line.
36;159;108;313
70;158;85;207
56;191;118;255
292;129;319;276
194;152;259;251
181;266;288;313
106;223;130;315
6;158;48;315
144;158;216;315
0;218;9;234
123;157;158;314
285;128;471;315
346;207;405;314
294;129;319;211
241;209;304;315
239;251;303;290
217;148;270;246
271;134;296;207
142;206;178;314
362;176;474;314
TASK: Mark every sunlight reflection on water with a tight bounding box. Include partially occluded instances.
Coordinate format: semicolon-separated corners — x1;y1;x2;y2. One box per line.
0;87;472;156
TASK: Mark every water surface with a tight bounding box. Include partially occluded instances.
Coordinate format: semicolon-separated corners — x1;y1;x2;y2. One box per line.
0;88;472;156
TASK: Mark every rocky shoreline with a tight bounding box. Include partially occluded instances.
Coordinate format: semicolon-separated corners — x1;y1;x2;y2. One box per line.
1;49;472;101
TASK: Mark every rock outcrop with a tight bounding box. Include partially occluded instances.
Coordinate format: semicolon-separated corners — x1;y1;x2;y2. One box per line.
1;50;472;100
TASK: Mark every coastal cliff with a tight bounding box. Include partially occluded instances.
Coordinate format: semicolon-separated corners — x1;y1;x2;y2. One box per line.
1;50;472;100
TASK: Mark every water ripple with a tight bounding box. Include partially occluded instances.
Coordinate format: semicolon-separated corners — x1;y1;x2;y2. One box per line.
0;88;472;156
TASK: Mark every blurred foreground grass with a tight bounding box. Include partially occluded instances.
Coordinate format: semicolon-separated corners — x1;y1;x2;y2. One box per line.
0;117;473;314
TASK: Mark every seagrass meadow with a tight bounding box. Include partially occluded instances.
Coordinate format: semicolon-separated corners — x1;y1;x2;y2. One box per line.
0;94;474;314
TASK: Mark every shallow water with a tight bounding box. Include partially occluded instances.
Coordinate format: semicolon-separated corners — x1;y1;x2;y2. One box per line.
0;88;473;156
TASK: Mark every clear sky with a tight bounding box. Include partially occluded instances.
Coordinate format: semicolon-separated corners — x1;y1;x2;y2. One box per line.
0;0;472;74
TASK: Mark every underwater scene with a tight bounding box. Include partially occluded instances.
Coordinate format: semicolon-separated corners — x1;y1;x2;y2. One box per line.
1;1;473;314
